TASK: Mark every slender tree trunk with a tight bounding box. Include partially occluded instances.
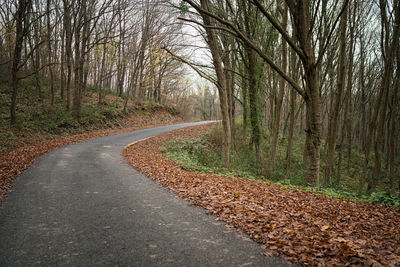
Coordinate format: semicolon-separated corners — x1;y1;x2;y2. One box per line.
266;4;287;177
30;18;43;103
241;75;248;139
286;50;299;169
338;4;356;181
73;26;81;120
388;68;399;189
370;1;399;191
286;88;296;169
73;0;85;120
246;45;262;163
269;70;277;133
99;41;107;104
136;4;150;99
60;16;65;100
82;26;91;94
229;53;236;145
200;0;231;167
10;0;31;125
46;0;55;105
223;52;234;147
324;6;347;187
117;8;126;97
63;0;72;110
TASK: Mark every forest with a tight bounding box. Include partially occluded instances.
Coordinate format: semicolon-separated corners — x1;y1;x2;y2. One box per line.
0;0;399;200
172;0;400;200
1;0;400;266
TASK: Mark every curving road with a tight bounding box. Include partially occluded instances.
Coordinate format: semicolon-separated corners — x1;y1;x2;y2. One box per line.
0;122;291;266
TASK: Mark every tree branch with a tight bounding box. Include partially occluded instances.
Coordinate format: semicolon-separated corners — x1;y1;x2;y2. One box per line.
316;0;350;66
162;47;219;88
179;17;238;37
250;0;305;60
183;0;305;98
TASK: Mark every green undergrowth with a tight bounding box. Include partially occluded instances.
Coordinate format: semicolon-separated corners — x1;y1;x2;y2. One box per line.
162;136;261;180
0;76;179;153
162;124;400;207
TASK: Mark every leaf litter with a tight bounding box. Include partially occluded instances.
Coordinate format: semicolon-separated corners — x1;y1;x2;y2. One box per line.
123;124;400;266
0;111;182;205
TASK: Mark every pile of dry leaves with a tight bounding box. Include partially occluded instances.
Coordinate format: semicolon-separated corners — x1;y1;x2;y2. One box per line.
0;110;183;203
123;124;400;266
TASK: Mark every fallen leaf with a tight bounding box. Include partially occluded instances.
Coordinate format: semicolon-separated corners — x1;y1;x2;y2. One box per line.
122;124;400;267
321;225;330;231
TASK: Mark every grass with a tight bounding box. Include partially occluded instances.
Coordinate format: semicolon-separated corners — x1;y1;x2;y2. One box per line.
162;122;400;206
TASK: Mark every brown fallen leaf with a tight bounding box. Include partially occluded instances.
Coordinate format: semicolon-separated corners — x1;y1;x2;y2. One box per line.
0;112;183;204
123;124;400;267
321;225;330;231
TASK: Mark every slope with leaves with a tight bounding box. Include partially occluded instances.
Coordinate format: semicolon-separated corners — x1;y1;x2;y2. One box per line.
0;109;183;203
123;124;400;266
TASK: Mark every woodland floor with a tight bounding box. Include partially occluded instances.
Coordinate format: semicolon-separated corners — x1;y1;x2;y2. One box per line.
0;110;182;203
123;124;400;267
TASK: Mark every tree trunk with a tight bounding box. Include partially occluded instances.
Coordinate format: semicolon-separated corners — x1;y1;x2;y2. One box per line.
63;0;72;110
338;3;356;182
200;0;231;167
60;15;65;100
98;41;107;104
246;46;262;164
369;0;400;191
46;0;55;106
30;17;43;103
73;22;82;120
387;72;399;189
286;87;296;170
324;6;347;187
10;0;31;125
266;5;287;177
241;75;248;139
73;0;88;120
287;0;323;187
117;8;126;97
286;49;299;169
303;67;322;187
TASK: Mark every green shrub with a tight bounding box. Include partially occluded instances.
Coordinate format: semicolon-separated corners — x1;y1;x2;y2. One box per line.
369;191;400;206
161;123;400;207
0;131;19;152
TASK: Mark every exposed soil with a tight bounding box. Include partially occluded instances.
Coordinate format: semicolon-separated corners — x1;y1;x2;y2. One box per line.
123;124;400;267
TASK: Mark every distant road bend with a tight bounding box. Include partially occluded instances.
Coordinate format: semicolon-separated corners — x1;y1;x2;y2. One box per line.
0;122;291;266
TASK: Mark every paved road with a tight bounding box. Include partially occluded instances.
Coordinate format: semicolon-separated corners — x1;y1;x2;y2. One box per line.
0;122;292;266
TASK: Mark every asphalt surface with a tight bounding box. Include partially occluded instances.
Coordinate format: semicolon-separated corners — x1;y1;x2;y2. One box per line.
0;122;293;266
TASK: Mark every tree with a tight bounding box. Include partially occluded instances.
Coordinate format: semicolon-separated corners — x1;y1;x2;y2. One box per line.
10;0;32;125
324;4;348;186
265;2;288;177
183;0;349;186
198;0;231;167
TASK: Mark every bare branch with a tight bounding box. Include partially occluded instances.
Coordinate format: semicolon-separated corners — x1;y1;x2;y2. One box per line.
162;47;219;88
316;0;350;66
183;0;305;97
250;0;305;60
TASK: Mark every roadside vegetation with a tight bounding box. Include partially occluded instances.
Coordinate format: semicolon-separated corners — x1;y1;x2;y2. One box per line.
162;124;400;206
0;74;184;203
0;76;180;154
171;0;400;202
126;124;400;266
